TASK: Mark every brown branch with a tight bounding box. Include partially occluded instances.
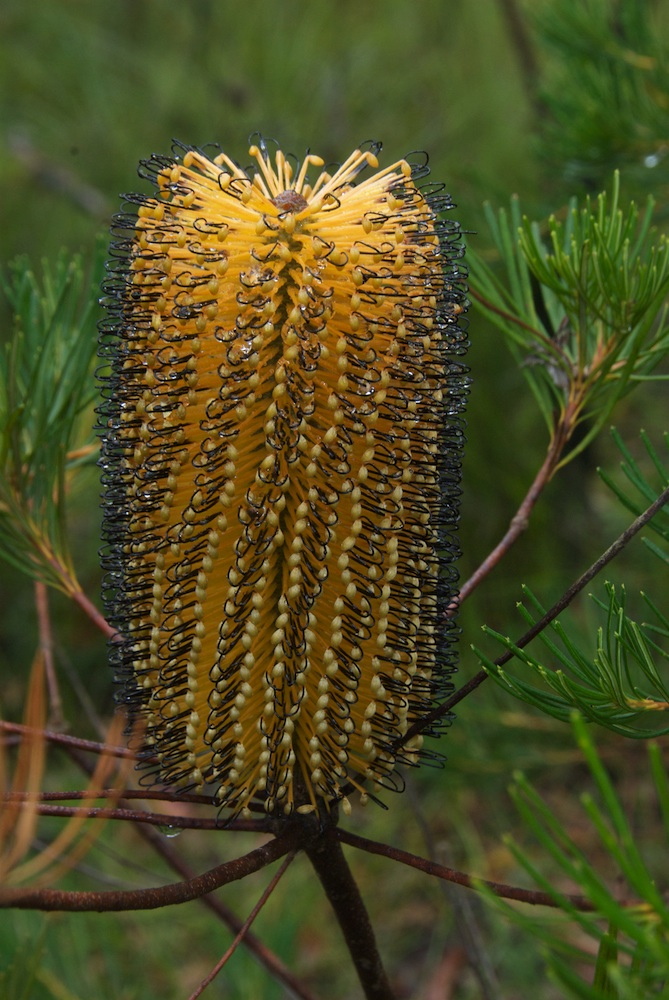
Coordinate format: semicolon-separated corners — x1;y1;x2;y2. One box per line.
484;477;669;677
4;786;265;817
4;788;214;805
6;771;319;997
3;789;269;833
3;785;319;997
458;412;571;606
6;648;318;996
70;587;119;640
37;548;118;642
0;721;134;759
4;802;251;832
0;830;298;912
337;829;612;912
402;481;669;740
306;826;396;1000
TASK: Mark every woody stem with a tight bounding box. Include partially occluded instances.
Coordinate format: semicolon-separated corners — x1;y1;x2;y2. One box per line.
306;827;396;1000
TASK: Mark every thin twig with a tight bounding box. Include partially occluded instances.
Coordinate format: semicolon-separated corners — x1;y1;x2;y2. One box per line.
52;682;317;999
0;721;133;759
403;481;669;740
38;549;118;641
458;413;570;605
337;829;635;913
70;587;119;640
7;802;260;832
2;786;255;811
187;853;296;1000
8;595;318;996
4;788;210;803
469;287;554;346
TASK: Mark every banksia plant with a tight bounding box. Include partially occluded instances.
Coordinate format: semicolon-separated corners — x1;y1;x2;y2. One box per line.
98;139;468;820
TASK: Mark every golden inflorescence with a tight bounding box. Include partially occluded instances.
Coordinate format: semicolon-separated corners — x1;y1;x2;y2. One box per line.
99;140;467;818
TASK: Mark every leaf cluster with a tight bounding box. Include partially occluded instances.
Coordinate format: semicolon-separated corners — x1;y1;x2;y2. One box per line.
477;581;669;738
486;716;669;999
475;429;669;738
0;248;103;593
600;428;669;562
531;0;669;193
468;173;669;467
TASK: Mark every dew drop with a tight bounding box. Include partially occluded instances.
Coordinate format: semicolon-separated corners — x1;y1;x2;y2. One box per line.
644;153;660;169
159;824;182;839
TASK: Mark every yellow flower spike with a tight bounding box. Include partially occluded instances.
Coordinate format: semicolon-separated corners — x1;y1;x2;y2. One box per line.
99;138;468;818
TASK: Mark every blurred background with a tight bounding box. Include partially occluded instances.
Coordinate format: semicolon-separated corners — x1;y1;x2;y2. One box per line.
1;1;668;997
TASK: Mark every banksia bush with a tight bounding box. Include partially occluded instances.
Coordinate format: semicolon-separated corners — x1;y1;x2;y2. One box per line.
98;139;468;820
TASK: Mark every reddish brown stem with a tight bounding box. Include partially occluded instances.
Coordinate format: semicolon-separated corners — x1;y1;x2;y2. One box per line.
337;829;624;913
6;801;249;831
39;550;118;641
70;587;118;640
5;629;317;998
0;721;133;759
2;787;254;812
0;831;297;911
458;417;569;605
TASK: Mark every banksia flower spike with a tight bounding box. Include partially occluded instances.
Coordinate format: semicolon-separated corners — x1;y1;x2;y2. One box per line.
99;138;468;819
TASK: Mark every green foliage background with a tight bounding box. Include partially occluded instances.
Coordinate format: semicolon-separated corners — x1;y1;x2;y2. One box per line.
1;1;668;998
